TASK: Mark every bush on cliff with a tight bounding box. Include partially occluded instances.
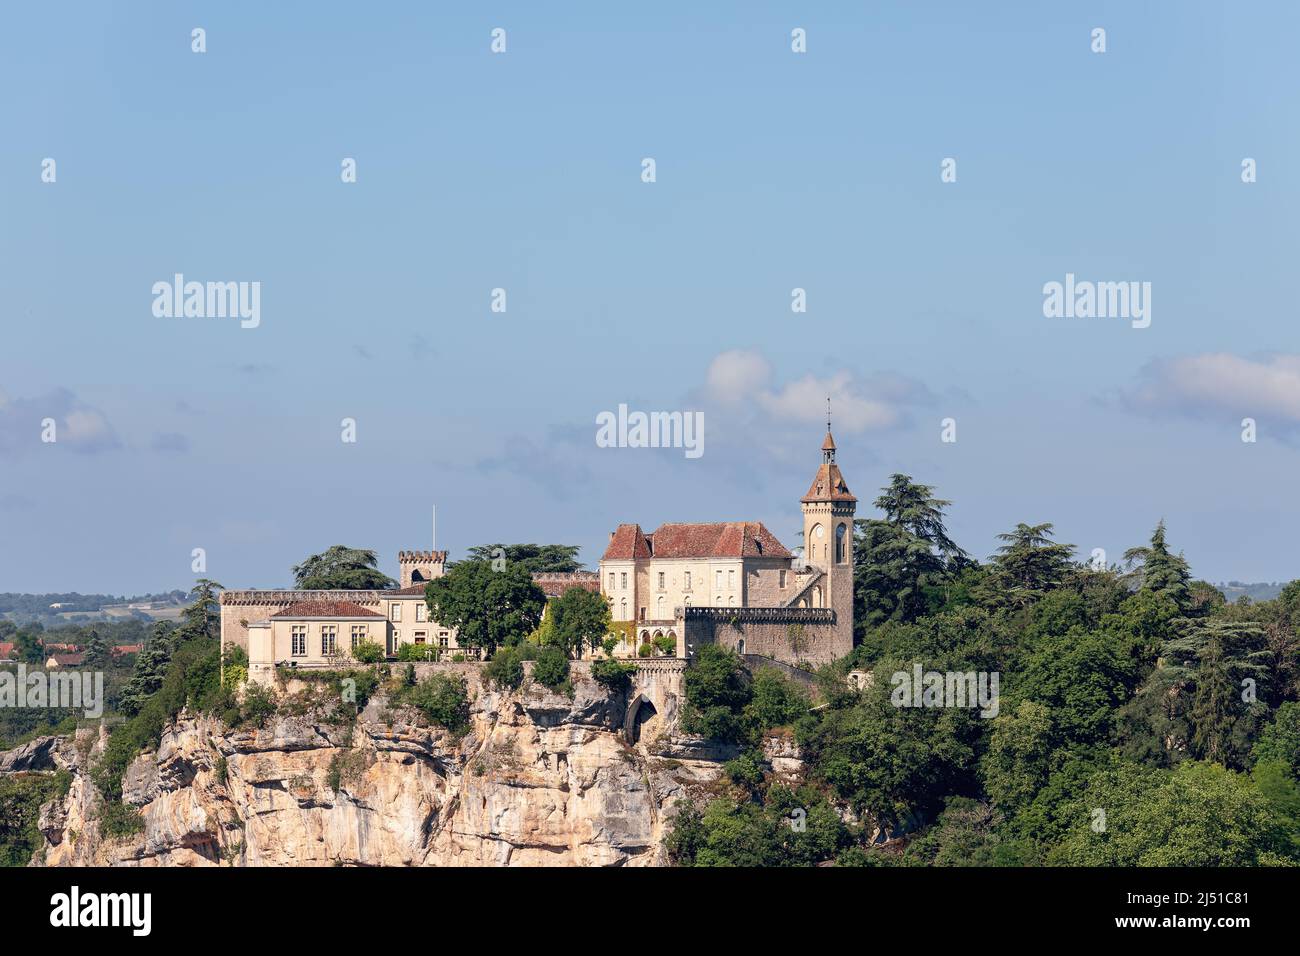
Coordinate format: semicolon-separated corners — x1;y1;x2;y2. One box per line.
485;646;525;690
532;646;571;694
396;673;470;733
591;659;636;691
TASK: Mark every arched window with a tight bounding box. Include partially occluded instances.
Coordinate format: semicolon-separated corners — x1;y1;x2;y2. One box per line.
620;598;627;619
835;523;847;563
812;586;822;607
656;595;665;619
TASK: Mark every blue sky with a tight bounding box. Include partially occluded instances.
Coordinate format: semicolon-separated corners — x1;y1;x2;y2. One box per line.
1;1;1298;593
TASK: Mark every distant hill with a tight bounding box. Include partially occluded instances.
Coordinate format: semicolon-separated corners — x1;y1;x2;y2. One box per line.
0;590;189;625
1214;581;1287;603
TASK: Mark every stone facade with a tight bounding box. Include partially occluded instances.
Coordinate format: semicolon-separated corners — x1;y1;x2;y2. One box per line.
600;428;857;666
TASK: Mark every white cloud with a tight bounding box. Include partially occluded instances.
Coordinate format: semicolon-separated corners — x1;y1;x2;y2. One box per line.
706;349;774;404
1124;353;1300;425
702;349;927;432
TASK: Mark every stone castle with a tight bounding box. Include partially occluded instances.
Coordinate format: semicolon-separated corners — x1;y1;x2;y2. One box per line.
223;426;855;679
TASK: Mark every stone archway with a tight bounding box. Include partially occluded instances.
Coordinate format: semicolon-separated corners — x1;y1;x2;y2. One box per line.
624;692;658;745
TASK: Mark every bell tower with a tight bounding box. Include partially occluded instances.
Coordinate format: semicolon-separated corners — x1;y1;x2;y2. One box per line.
799;405;856;648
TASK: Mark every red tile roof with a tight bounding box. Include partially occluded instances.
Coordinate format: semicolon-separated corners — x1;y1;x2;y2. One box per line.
801;461;856;503
392;584;430;596
0;642;14;660
271;601;382;619
42;642;80;653
602;523;652;560
112;645;143;656
604;522;792;560
532;572;600;597
650;522;791;559
47;653;85;667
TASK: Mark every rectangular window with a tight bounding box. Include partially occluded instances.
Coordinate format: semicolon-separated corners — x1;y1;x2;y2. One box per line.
620;572;627;589
390;602;402;622
438;633;449;649
658;572;665;590
351;624;367;649
684;571;692;590
715;570;722;589
779;570;787;589
608;573;615;591
291;625;307;657
728;570;735;589
416;603;427;623
414;631;427;645
321;625;337;657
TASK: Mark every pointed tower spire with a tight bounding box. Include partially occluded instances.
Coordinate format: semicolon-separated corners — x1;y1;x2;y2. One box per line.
822;396;836;463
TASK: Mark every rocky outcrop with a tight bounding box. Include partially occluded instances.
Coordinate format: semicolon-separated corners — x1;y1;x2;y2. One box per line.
10;663;732;867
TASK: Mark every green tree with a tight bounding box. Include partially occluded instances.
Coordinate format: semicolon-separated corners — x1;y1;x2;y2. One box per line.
854;475;965;628
119;623;176;717
982;700;1055;814
177;579;224;642
292;547;396;590
986;523;1075;609
15;626;45;665
548;587;611;657
1124;521;1192;612
82;628;110;668
1052;760;1291;866
682;645;753;743
1164;618;1270;766
464;543;583;574
425;560;546;655
1252;702;1300;777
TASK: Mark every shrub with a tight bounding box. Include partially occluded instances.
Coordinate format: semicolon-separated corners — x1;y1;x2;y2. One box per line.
638;643;653;658
725;750;766;789
485;646;525;690
532;646;571;692
397;643;435;662
652;635;676;657
398;674;470;732
591;659;637;691
100;801;145;839
239;683;278;729
352;640;384;664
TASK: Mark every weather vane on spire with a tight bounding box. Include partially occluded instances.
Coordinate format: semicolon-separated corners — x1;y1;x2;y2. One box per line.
826;396;831;434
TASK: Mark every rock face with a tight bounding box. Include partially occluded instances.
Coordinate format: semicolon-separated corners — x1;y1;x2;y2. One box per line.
13;663;733;867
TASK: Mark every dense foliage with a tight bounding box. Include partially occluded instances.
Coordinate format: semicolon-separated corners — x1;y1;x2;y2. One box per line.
669;474;1300;867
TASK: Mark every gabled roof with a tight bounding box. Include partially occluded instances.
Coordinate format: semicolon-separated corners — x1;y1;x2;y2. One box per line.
271;601;383;619
47;653;85;667
649;522;792;559
604;522;792;561
602;524;652;561
0;642;14;660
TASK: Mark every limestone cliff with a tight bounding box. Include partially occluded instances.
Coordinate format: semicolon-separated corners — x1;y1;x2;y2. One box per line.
8;663;741;867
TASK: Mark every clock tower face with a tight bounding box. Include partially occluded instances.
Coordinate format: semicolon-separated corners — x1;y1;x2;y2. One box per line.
814;525;824;539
